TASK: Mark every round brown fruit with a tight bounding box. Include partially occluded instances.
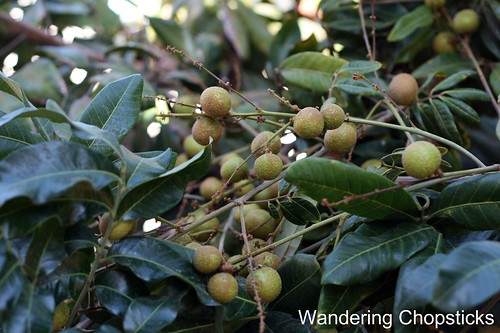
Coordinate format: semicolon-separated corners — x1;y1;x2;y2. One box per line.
199;177;223;200
321;103;345;130
389;73;419;106
191;116;223;146
244;209;276;239
402;141;441;179
52;300;70;331
254;153;283;180
207;272;239;304
324;122;357;154
251;131;282;156
246;267;282;303
193;245;223;274
200;86;231;118
183;135;205;158
453;9;480;35
433;31;456;54
293;107;325;139
220;157;248;183
424;0;445;9
253;252;281;270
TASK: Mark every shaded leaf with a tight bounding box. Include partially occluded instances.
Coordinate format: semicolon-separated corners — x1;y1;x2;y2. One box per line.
431;70;476;93
412;54;472;79
244;311;311;333
273;221;305;260
279;198;320;226
430;174;500;230
340;60;381;75
222;6;250;60
442;88;490;101
0;251;24;311
269;19;301;70
388;6;433;42
322;222;436;285
490;64;500;96
237;3;272;54
285;158;418;220
0;110;43;159
0;72;26;103
223;277;257;321
440;96;480;123
148;18;196;56
335;78;378;95
428;99;463;144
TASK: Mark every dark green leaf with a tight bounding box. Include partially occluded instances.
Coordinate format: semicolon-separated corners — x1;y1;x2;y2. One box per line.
432;241;500;312
431;70;476;93
222;7;250;60
430;174;500;230
279;198;320;226
0;141;119;208
387;6;433;42
340;61;381;74
64;224;98;255
245;311;311;333
429;99;463;144
322;222;436;285
395;27;434;64
335;78;378;95
78;74;143;155
280;52;347;92
440;96;480;123
108;238;217;306
223;277;257;321
442;88;490;101
0;72;26;103
0;110;43;159
412;54;472;79
269;19;301;70
270;254;321;314
490;64;500;96
149;18;196;56
285;158;418;220
237;4;272;54
0;251;24;311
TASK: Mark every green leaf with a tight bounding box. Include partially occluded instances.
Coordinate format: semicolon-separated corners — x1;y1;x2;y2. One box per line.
269;19;301;70
442;88;490;101
237;3;272;55
78;74;143;155
279;198;320;226
149;18;196;56
387;6;433;42
432;241;500;312
0;251;24;311
412;54;472;79
395;27;434;64
285;158;418;220
430;174;500;230
0;72;26;103
224;277;257;321
0;141;120;208
108;238;217;306
279;52;348;92
273;221;305;260
0;110;43;159
222;6;250;60
117;144;211;220
335;78;378;95
428;99;463;144
490;63;500;96
322;222;436;285
340;61;381;74
439;96;480;123
95;269;149;316
270;254;321;314
431;70;476;93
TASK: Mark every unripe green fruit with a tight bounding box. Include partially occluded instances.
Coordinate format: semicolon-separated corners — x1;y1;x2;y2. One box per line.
254;153;283;180
424;0;445;9
251;131;281;156
173;95;198;114
188;211;220;242
199;177;223;200
52;300;70;331
220;157;248;182
200;86;231;118
402;141;441;179
234;180;255;197
293;107;324;139
242;238;266;255
220;153;241;165
207;272;238;304
246;267;282;303
183;135;205;158
324;122;357;154
361;159;382;170
193;245;223;274
174;234;193;246
186;242;202;250
453;9;480;35
175;153;188;166
253;252;281;270
191;116;223;146
234;203;261;221
321;104;345;130
389;73;419;106
99;213;136;241
433;31;456;54
253;183;279;208
244;209;276;239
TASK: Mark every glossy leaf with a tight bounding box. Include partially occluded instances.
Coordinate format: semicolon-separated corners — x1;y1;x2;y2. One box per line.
280;52;347;92
428;99;462;144
432;241;500;312
340;60;381;74
270;254;321;314
430;174;500;230
0;141;119;208
431;70;476;93
0;110;43;159
439;96;480;123
108;237;217;306
412;54;472;79
285;158;418;220
441;88;490;101
279;198;320;226
78;74;143;154
388;6;433;42
322;222;436;285
0;72;28;104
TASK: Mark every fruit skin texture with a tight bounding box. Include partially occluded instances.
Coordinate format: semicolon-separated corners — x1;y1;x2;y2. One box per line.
293;107;325;139
433;31;456;54
200;86;231;118
183;135;205;158
453;9;480;34
207;272;239;304
242;238;266;255
389;73;419;106
254;153;283;180
246;267;282;303
188;211;220;242
251;131;281;156
234;203;261;221
402;141;441;179
52;300;70;331
424;0;445;9
99;213;136;241
253;252;281;270
234;180;255;197
191;116;223;145
244;209;276;239
252;183;279;208
220;157;248;182
193;245;223;274
324;122;357;154
321;104;345;130
199;177;223;200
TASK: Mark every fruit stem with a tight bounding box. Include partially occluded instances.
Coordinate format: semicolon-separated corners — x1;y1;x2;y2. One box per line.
233;111;295;118
385;101;415;143
348;116;486;167
333;215;348;249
